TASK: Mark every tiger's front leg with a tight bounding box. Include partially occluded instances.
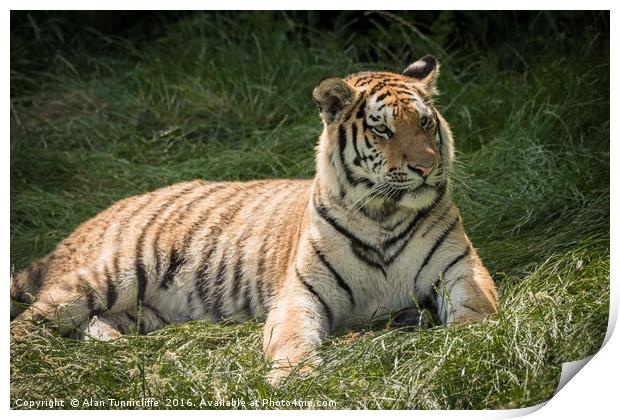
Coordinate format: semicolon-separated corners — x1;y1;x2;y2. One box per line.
262;269;331;387
437;258;499;324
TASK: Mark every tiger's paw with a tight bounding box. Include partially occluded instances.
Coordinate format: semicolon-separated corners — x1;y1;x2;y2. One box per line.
390;307;435;331
80;316;123;341
266;357;322;387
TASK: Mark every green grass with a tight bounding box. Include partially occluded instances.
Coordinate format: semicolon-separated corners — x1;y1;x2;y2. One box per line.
10;12;609;409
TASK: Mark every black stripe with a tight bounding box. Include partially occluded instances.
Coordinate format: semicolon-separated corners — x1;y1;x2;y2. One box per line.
136;261;148;307
112;254;121;286
436;117;444;147
390;87;422;97
442;247;471;279
80;274;104;318
186;291;194;315
296;268;333;331
341;95;365;123
352;75;375;86
462;303;481;314
135;185;197;306
389;187;408;202
314;181;448;269
210;253;229;321
352;75;399;87
383;207;431;249
178;185;248;275
83;283;96;313
116;321;128;335
351;244;387;277
29;262;45;290
143;303;167;325
337;125;375;189
228;205;267;308
252;182;298;311
233;183;290;316
91;200;131;257
177;181;256;286
182;186;250;312
136;319;146;334
421;205;453;238
375;92;390;102
111;193;158;297
368;82;386;96
105;266;117;311
255;231;268;311
350;75;405;86
126;313;137;333
160;248;183;289
360;202;398;222
351;123;363;165
193;189;251;319
153;183;225;276
313;192;387;274
356;100;366;118
310;239;355;306
241;279;254;317
420;279;440;318
230;254;244;306
313;196;382;257
195;238;218;314
381;189;448;265
383;209;436;265
338;125;358;186
412;217;460;285
383;184;446;265
383;214;409;231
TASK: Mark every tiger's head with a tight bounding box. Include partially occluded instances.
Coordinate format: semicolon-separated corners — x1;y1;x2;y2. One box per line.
313;55;453;215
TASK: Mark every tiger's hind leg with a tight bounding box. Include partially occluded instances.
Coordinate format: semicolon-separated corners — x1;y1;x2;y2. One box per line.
11;266;120;338
80;305;168;341
11;262;169;340
10;255;53;320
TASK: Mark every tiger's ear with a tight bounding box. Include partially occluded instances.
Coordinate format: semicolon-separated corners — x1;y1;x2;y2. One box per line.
403;55;440;93
312;77;357;124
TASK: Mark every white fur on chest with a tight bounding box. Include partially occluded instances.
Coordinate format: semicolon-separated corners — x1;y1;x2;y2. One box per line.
303;201;454;327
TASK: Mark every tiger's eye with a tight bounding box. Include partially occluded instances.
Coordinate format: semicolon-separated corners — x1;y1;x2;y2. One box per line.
372;124;392;138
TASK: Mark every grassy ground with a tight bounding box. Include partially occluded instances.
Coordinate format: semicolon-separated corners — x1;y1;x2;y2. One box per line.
10;12;609;409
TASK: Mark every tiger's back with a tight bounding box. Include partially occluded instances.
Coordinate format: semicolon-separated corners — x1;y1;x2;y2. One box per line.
11;179;312;332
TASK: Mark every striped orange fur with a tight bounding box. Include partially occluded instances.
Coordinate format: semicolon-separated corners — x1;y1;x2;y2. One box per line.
11;55;498;385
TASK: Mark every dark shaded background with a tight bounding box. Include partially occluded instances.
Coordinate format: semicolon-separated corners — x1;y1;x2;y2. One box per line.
11;11;609;96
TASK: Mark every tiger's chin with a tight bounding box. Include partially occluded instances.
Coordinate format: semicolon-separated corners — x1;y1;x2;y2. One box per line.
361;183;442;216
397;188;438;211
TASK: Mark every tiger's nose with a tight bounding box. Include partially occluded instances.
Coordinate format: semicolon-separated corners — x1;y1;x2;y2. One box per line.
407;163;434;178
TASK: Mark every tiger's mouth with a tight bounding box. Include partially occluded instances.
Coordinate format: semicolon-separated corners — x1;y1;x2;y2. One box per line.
379;181;434;201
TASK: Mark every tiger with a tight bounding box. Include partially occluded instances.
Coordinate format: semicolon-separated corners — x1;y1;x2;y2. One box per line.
10;55;498;386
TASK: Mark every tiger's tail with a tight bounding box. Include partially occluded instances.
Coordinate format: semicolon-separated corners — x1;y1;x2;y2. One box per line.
10;256;50;320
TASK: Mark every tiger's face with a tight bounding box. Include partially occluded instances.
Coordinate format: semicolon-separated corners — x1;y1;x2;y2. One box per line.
313;55;452;214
